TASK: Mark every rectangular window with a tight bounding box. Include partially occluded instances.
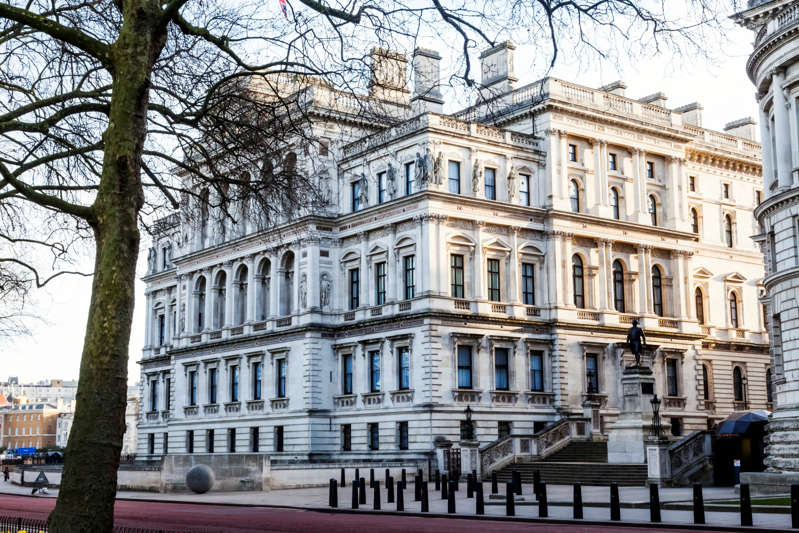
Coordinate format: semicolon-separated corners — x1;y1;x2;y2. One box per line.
519;174;530;206
149;379;158;412
457;345;473;389
378;171;386;204
342;424;352;451
275;426;284;452
230;365;239;402
450;254;464;298
276;359;287;398
163;432;168;454
252;362;262;400
147;433;155;455
484;168;496;200
521;263;535;305
405;162;414;195
368;423;379;450
188;371;197;406
568;144;577;162
403;255;415;299
158;315;166;346
495;348;510;390
530;351;544;392
498;421;512;439
349;268;360;310
586;354;599;393
208;368;217;404
609;153;617;171
666;359;679;397
398;421;409;450
206;429;214;453
487;258;501;302
448;160;461;194
162;247;168;270
228;428;236;453
343;354;353;394
646;161;654;179
398;347;410;390
689;176;696;192
723;183;730;199
165;377;171;411
369;350;381;393
756;190;762;205
250;427;259;453
351;181;360;212
375;262;386;305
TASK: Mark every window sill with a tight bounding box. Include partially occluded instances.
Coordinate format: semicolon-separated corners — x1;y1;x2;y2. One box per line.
361;392;384;407
246;400;265;412
452;389;482;403
224;401;241;413
525;391;554;406
390;389;414;404
663;396;686;410
271;397;289;410
489;390;518;404
333;394;356;409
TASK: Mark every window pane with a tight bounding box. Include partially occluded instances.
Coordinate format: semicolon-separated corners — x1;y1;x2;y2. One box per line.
487;259;500;301
398;347;410;390
530;352;543;391
405;162;414;195
448;161;460;194
572;256;584;308
522;263;535;305
349;268;359;310
404;255;415;299
495;348;509;390
451;254;464;298
519;174;530;206
586;355;599;393
457;345;472;389
484;168;496;200
370;351;381;392
667;359;678;396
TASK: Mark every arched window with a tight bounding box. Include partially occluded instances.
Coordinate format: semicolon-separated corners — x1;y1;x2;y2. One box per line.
569;180;580;213
724;215;734;248
702;364;711;401
213;271;227;329
652;266;663;316
691;208;699;234
729;292;739;328
609;188;620;220
572;255;585;308
648;195;658;226
199;188;209;247
612;260;625;312
766;368;773;404
280;252;295;316
257;259;271;321
733;366;745;402
695;288;705;325
194;276;206;332
234;265;248;326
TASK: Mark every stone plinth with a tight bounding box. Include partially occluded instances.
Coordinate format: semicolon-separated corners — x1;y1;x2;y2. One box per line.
607;366;656;464
646;439;671;484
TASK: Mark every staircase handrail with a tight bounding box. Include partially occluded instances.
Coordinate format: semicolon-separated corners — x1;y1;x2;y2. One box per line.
479;419;573;474
668;430;713;480
532;419;571;458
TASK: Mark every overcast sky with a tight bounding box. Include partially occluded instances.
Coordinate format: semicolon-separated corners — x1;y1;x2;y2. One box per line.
0;13;760;386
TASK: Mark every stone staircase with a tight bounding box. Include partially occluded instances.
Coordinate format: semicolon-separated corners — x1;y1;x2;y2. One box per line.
492;441;649;486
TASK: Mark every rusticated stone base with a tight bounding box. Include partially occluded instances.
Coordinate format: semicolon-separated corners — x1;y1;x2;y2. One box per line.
740;471;799;495
763;411;799;473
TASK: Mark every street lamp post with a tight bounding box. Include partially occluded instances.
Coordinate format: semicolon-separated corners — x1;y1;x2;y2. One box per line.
464;405;474;440
650;394;662;438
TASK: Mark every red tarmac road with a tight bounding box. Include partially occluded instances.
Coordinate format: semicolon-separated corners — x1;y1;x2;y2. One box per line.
0;494;736;533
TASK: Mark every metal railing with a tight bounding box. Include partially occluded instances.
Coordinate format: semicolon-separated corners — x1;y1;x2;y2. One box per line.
0;515;207;533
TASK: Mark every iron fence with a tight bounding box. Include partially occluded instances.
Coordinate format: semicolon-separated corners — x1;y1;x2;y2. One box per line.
0;515;216;533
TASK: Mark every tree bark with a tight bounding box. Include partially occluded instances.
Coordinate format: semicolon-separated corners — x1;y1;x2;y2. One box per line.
48;2;166;531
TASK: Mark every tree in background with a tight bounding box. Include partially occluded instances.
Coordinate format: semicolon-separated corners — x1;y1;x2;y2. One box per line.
0;0;737;530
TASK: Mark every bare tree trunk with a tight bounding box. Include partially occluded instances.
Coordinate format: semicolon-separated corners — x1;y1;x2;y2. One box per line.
48;2;165;531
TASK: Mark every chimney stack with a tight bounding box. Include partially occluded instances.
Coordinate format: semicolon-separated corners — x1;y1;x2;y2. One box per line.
412;48;444;114
368;48;410;103
724;117;757;140
599;81;627;96
639;91;668;108
479;41;517;96
674;103;703;127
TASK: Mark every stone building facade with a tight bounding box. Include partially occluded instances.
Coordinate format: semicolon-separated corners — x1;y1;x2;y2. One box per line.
137;44;768;466
735;0;799;483
1;403;62;450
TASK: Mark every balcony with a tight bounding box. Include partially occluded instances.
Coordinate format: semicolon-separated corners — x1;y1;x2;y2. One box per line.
276;317;292;328
145;411;159;422
230;326;244;336
203;404;219;415
701;326;713;337
209;331;222;340
361;392;384;407
525;391;554;406
333;394;356;409
183;406;199;417
390;389;414;404
343;311;356;321
161;410;170;421
271;397;289;410
247;400;265;412
454;300;472;311
224;402;241;414
398;301;412;312
618;314;636;325
370;306;383;317
581;393;608;408
452;389;482;403
577;310;600;321
663;396;686;410
491;303;508;314
489;390;519;404
658;318;678;329
252;321;267;332
526;306;541;317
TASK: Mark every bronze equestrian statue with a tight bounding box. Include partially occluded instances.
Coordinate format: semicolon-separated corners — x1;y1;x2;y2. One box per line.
626;319;647;367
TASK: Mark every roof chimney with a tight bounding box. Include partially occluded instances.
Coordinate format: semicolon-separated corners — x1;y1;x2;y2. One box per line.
368;48;410;103
479;41;517;96
674;102;703;127
411;47;444;114
599;81;627;97
724;117;757;140
639;91;668;108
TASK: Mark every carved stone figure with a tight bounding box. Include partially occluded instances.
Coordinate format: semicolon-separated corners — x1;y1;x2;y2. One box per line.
147;248;156;274
507;166;518;200
626;320;647;367
358;173;369;207
386;163;398;199
433;150;444;185
319;170;332;206
472;160;482;193
414;150;430;189
299;273;308;309
320;273;331;309
179;303;186;332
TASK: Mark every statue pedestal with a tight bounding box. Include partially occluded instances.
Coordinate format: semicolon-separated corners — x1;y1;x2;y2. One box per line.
607;366;656;464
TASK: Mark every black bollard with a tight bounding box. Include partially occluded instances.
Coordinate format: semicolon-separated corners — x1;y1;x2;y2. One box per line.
355;468;359;487
341;468;345;488
693;483;705;525
466;473;474;498
649;483;661;523
329;479;338;508
505;481;515;517
351;478;359;509
370;468;375;489
396;480;404;512
401;468;407;490
573;483;583;519
512;470;521;495
387;476;395;504
421;481;429;513
610;482;620;521
539;482;548;518
418;468;423;481
453;472;459;491
491;471;498;494
373;480;381;510
533;470;541;498
414;474;421;501
793;484;799;529
385;468;390;485
472;469;477;484
441;473;449;500
476;482;485;515
448;480;456;513
740;483;753;527
435;469;440;491
359;477;366;505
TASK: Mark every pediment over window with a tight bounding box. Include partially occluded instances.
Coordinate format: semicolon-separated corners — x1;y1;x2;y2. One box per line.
394;236;415;249
368;244;387;256
724;272;747;284
340;250;360;263
693;267;713;279
483;238;511;253
447;233;476;248
519;243;544;256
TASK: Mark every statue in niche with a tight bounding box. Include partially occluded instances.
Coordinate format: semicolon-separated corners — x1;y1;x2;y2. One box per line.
626;319;647;367
433;149;444;185
318;170;332;206
507;166;518;200
299;273;308;309
414;150;430;189
358;173;369;207
320;273;331;310
472;160;482;193
179;303;186;332
147;248;156;274
386;163;398;199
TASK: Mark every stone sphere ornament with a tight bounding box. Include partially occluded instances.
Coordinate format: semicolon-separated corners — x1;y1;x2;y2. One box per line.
186;464;215;494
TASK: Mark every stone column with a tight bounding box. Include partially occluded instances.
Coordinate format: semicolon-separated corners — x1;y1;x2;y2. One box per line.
559;131;569;202
436;216;447;296
606;241;615;310
759;100;776;192
269;255;279;318
389;224;398;302
359;232;368;306
772;69;793;189
144;292;153;347
637;245;648;315
473;221;484;300
510;227;520;303
224;262;234;328
683;252;694;320
597;239;609;311
548;231;562;307
309;240;321;310
639;150;649;218
563;233;574;306
672;251;687;319
418;216;429;296
667;157;680;227
632;149;643;221
549;130;561;203
645;247;654;314
246;255;257;322
204;268;213;331
592;139;602;213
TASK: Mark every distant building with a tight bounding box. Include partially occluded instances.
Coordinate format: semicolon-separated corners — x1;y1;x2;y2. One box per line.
1;403;64;450
0;378;78;404
55;387;140;454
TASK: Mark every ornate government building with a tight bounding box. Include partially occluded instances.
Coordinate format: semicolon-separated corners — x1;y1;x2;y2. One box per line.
137;43;769;464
